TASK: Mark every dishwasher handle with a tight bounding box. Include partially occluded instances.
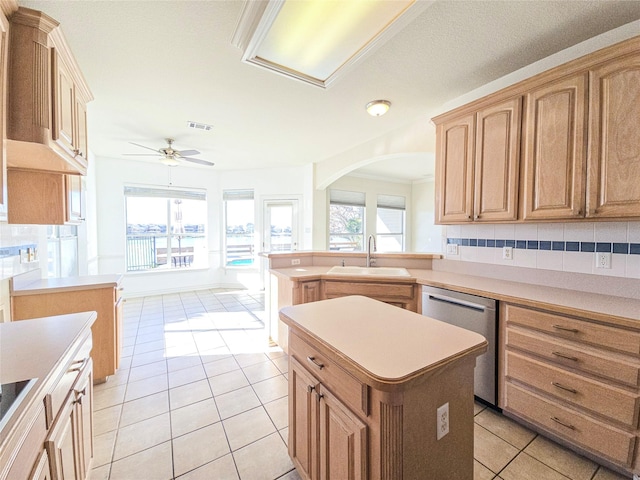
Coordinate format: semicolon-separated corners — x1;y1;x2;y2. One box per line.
425;293;490;312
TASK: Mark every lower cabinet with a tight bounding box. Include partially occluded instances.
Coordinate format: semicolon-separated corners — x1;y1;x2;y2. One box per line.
30;451;53;480
322;280;419;312
289;356;367;480
501;303;640;474
45;358;93;480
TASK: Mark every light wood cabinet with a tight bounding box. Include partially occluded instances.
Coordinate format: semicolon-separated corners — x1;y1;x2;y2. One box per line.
0;313;95;480
435;114;475;223
282;297;484;480
300;280;321;304
501;303;640;473
7;169;84;224
435;98;521;223
289;356;367;480
587;51;640;218
434;36;640;224
6;7;92;175
323;279;419;311
12;284;123;383
474;97;521;222
522;74;588;220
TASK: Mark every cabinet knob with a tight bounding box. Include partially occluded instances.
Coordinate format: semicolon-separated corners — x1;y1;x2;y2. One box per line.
474;215;479;220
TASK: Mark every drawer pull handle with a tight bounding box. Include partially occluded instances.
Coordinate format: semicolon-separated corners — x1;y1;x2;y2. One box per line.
552;382;577;394
551;416;575;430
69;357;89;373
552;325;579;333
551;417;576;430
307;356;324;370
316;391;324;401
552;351;579;361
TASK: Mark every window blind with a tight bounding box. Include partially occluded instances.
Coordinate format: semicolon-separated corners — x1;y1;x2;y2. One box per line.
124;186;206;201
223;189;254;201
377;194;405;210
329;189;365;206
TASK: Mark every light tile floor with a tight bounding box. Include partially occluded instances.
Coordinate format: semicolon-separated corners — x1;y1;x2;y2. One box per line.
89;289;630;480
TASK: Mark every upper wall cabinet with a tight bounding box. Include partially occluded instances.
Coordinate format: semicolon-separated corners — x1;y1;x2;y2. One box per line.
474;98;521;222
521;74;588;220
6;7;93;175
435;98;521;223
587;52;640;218
433;36;640;224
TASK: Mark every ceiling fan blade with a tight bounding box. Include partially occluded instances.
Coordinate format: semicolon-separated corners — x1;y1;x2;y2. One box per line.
129;142;161;153
183;157;215;167
177;149;200;157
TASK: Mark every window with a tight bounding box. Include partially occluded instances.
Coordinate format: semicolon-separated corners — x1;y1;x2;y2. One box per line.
329;190;365;251
47;225;78;278
125;186;207;272
224;190;255;267
376;194;405;252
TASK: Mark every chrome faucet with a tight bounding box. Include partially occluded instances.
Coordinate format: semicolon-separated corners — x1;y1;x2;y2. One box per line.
366;234;376;267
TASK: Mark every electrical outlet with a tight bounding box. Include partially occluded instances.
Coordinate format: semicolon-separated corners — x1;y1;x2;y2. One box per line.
502;246;513;260
291;259;301;265
446;244;458;255
437;402;449;440
595;252;611;269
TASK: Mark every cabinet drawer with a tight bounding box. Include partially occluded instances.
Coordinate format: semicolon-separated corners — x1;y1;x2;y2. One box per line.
506;351;639;427
506;328;640;387
505;382;635;466
289;331;368;417
505;304;640;355
323;281;414;300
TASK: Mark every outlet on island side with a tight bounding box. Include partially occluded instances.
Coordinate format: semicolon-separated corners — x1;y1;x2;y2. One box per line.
437;402;449;440
291;258;301;265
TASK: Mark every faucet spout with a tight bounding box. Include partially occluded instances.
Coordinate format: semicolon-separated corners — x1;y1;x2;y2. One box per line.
366;235;377;267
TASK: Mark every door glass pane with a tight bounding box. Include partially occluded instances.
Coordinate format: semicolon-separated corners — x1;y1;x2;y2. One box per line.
268;204;293;251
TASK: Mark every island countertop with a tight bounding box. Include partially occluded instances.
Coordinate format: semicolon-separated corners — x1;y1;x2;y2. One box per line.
280;295;487;388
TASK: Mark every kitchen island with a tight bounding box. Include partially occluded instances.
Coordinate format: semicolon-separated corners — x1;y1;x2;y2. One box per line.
10;269;124;383
280;295;487;479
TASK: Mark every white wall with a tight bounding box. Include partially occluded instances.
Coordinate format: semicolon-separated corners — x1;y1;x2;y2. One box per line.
411;179;442;252
94;157;309;296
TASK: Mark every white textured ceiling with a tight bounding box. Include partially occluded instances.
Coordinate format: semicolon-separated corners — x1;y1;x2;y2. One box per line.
18;0;640;182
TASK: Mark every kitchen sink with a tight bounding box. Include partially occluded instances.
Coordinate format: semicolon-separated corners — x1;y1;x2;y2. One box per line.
326;266;411;277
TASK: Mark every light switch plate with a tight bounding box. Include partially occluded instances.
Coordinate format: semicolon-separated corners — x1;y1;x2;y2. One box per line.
446;244;458;255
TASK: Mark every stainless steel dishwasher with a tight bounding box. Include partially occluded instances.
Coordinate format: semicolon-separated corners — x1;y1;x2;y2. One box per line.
422;285;497;406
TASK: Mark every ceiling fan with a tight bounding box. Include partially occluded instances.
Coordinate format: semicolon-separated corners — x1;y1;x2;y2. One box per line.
124;138;215;167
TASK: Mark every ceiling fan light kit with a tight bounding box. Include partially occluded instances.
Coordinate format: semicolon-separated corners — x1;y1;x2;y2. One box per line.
366;99;391;116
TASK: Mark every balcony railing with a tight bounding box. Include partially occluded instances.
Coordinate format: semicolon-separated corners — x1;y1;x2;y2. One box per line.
126;235;202;272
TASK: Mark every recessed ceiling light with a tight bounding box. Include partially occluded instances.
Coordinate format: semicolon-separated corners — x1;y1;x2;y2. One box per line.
366;100;391;116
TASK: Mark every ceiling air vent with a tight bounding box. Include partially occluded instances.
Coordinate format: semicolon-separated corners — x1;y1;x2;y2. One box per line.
187;121;213;132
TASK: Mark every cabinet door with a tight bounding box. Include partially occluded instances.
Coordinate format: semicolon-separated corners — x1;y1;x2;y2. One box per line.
52;51;76;156
74;359;93;479
318;386;367;480
75;97;88;159
587;53;640;218
474;97;522;222
29;450;53;480
289;357;320;480
301;281;321;303
65;175;84;224
435;114;475;223
45;393;81;480
522;74;588;220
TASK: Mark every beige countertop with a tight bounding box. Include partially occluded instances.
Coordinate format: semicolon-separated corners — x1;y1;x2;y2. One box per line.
10;269;123;296
0;311;96;441
270;266;640;328
280;295;487;386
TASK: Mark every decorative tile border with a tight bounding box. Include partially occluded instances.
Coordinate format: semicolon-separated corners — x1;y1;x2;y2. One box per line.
447;238;640;255
0;244;37;258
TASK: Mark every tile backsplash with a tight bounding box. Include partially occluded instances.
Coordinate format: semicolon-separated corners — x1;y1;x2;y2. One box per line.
444;221;640;279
